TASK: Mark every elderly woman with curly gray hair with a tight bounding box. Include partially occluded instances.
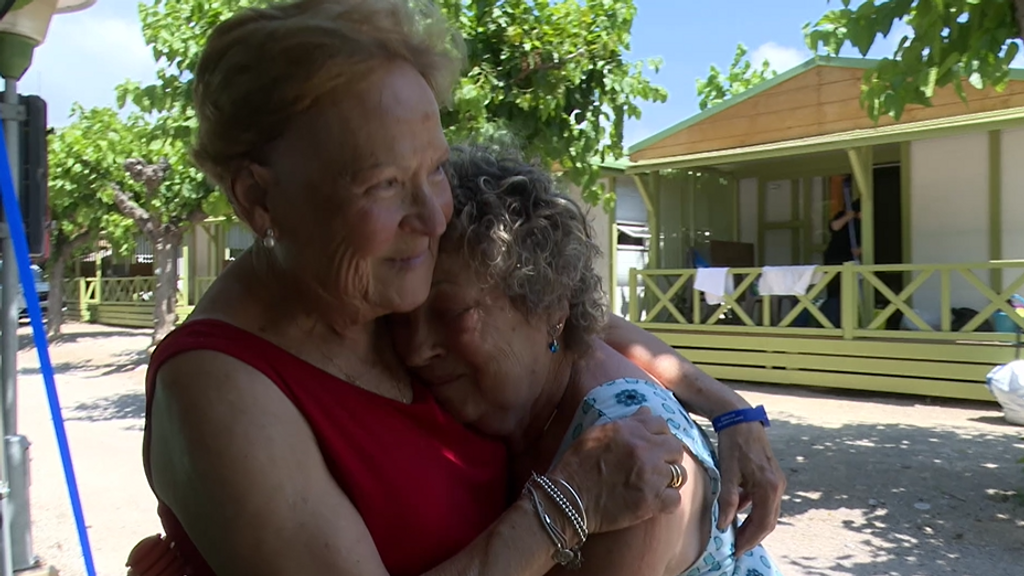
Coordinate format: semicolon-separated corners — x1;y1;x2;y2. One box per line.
392;144;784;576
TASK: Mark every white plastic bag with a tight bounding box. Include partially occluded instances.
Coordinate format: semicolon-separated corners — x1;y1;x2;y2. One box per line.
986;360;1024;426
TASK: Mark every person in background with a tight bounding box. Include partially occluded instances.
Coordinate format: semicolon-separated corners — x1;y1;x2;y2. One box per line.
818;196;861;327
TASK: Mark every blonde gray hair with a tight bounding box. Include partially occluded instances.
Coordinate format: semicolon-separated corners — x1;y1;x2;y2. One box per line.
445;144;606;354
192;0;463;187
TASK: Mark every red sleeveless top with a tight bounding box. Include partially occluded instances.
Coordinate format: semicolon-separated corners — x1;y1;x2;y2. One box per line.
143;319;508;576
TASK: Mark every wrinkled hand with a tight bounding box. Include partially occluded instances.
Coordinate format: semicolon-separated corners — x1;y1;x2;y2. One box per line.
552;407;687;534
715;422;786;553
126;534;186;576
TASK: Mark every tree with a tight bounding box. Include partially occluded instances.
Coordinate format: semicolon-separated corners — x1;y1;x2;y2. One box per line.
111;1;241;344
50;105;215;344
435;0;666;205
696;44;778;111
46;106;136;337
111;150;212;345
124;0;665;207
805;0;1024;121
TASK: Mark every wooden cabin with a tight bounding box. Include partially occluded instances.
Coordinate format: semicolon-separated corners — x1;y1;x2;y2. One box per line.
610;56;1024;402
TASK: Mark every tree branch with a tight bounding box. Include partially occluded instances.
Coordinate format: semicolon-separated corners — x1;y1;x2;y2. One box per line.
124;157;171;202
63;231;93;259
48;230;93;269
186;207;209;226
111;183;157;236
514;48;586;83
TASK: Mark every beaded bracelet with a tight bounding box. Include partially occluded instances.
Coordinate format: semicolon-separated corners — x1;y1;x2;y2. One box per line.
534;474;588;543
524;484;577;567
523;473;588;569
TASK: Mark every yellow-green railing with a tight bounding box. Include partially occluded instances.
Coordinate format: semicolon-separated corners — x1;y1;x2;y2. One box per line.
628;260;1024;342
99;276;156;302
63;276;190;306
63;277;100;321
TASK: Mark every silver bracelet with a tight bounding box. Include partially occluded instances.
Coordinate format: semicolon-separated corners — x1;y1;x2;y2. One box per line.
524;483;580;568
533;473;588;543
555;477;588;534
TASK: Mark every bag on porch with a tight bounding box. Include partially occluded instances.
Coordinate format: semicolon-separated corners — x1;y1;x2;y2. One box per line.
986;360;1024;426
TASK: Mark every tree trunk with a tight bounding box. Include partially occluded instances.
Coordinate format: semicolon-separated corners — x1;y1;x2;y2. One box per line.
1017;0;1024;44
46;233;91;338
47;256;67;338
152;232;180;346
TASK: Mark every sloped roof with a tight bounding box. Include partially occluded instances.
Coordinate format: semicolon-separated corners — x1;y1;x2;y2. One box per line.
624;105;1024;173
627;56;1024;163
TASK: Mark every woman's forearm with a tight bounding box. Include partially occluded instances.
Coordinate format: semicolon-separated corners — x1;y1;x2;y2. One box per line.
426;407;687;576
830;213;853;232
602;315;750;420
425;498;561;576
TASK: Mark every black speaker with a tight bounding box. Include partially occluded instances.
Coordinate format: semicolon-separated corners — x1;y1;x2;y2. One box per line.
0;92;48;259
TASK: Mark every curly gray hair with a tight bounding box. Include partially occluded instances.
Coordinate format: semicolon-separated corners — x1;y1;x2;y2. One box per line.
444;144;607;354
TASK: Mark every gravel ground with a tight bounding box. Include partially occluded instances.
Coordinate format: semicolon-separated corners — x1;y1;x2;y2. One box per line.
12;322;1024;576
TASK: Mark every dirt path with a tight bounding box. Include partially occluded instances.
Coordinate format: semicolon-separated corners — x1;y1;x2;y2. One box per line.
740;384;1024;576
13;323;1024;576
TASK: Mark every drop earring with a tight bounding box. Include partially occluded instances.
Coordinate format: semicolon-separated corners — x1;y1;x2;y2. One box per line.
548;322;564;354
262;228;276;249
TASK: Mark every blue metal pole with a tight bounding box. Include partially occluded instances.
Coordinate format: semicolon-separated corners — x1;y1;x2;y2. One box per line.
0;119;96;576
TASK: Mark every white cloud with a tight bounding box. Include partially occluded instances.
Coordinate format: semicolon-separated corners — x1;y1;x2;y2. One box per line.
19;6;155;126
750;42;811;74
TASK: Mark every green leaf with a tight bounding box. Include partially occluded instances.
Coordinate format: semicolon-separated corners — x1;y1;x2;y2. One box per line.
804;0;1021;121
696;43;778;111
953;75;968;103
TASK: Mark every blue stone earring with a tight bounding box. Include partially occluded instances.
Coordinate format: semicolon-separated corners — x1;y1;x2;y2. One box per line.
548;322;564;354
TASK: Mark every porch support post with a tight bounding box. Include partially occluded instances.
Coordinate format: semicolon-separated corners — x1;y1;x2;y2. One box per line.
95;253;103;304
989;130;1002;291
731;176;739;241
757;179;767;266
632;172;661;269
790;178;800;264
801;177;812;262
607;176;618;313
900;141;913;298
686;172;696;255
218;222;228;274
846;146;874;266
181;242;191;307
848;146;875;324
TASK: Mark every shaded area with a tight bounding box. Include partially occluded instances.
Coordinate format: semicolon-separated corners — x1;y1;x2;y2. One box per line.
750;390;1024;576
65;391;145;423
16;323;151;352
19;348;149;378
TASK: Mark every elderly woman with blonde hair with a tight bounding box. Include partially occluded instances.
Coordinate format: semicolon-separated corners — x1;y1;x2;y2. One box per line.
129;1;784;575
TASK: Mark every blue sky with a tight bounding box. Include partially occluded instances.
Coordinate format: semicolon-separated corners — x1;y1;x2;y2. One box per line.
24;0;1024;146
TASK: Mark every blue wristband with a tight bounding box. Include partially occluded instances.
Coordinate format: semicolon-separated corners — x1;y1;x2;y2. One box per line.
711;405;770;434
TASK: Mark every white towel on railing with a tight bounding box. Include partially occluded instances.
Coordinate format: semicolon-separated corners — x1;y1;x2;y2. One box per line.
757;265;821;296
694;267;732;305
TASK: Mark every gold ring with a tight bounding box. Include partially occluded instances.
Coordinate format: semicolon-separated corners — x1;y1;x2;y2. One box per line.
668;463;685;489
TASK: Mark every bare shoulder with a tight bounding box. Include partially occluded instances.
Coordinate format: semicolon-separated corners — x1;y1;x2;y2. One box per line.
579;339;653;385
149;351;389;576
